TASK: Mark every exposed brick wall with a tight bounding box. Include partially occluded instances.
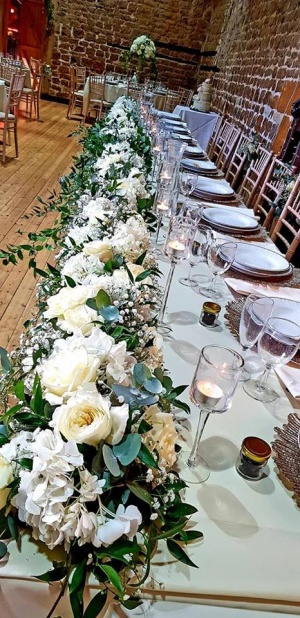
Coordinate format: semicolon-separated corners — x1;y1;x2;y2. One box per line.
211;0;300;149
49;0;226;98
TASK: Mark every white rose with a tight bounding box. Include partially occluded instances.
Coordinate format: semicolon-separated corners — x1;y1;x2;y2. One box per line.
59;304;102;335
127;263;152;285
143;406;177;469
0;455;13;510
44;286;96;320
40;347;101;404
51;383;112;446
84;240;113;263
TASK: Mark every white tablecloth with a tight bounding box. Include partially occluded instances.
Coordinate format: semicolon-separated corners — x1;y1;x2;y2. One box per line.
174;105;219;151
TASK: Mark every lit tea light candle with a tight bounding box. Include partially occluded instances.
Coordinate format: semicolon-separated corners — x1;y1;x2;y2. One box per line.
194;380;223;409
157;201;169;212
161;171;171;180
167;239;185;258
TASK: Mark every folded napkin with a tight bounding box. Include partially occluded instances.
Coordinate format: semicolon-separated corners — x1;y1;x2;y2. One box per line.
276;365;300;400
224;278;300;302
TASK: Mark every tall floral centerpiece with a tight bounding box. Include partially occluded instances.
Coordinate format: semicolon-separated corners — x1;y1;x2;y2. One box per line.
0;98;200;618
121;35;157;82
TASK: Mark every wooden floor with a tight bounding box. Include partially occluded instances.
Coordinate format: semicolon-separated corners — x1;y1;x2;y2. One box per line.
0;100;81;351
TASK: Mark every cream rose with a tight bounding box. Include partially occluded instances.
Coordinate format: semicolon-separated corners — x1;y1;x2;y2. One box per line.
40;347;101;405
51;383;112;446
0;455;13;510
143;405;177;468
84;240;113;263
44;285;96;320
59;304;102;335
127;263;152;285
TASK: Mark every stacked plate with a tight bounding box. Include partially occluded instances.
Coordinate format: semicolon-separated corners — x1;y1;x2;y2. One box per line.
158;111;182;122
192;179;239;205
229;244;293;280
181;159;219;177
184;145;206;159
202;208;260;234
171;132;193;143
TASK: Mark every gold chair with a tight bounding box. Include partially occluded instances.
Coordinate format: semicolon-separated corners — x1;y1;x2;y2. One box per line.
127;79;143;101
209;119;232;162
239;145;272;207
67;65;87;119
207;115;223;159
21;61;42;120
270;176;300;263
178;87;194;107
0;73;25;163
84;74;110;122
253;158;293;230
225;133;251;189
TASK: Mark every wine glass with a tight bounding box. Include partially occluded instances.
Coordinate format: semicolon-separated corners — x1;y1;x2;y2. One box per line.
179;170;198;202
177;345;243;484
244;317;300;403
239;295;274;381
179;227;210;287
198;239;237;300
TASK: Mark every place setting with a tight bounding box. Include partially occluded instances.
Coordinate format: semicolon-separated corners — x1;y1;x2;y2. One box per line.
191;177;242;206
200;206;268;240
181;158;224;178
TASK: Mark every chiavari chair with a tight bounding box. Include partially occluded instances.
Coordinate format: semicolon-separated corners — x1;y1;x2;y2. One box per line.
225;133;251;189
239;145;272;207
21;61;43;120
178;87;194;107
163;89;182;113
271;175;300;264
84;74;110;122
207;115;223;158
0;73;25;163
253;158;293;230
127;79;143;101
217;125;241;171
67;65;87;119
209;119;232;162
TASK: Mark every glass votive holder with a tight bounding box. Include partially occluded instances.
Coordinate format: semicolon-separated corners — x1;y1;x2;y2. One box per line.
199;301;221;328
236;436;271;481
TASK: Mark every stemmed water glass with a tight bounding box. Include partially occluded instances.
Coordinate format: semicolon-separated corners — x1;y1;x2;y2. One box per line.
198;239;237;300
239;295;274;381
179;227;210;287
179;170;198;202
244;317;300;403
157;218;193;333
177;345;244;484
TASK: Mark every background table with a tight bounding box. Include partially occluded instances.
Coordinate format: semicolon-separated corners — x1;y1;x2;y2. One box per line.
174;105;219;151
82;79;166;116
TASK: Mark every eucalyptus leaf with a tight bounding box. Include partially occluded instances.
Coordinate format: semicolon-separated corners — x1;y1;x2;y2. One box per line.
102;444;121;477
113;434;141;465
144;377;163;394
133;363;152;385
0;347;11;373
99;305;119;322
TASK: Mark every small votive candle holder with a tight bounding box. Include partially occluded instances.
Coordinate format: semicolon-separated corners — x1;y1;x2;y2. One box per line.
199;301;221;328
236;436;271;481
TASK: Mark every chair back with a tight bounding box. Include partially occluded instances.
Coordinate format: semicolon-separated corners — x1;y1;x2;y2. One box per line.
75;65;86;90
89;74;106;101
6;73;25;117
164;89;182;113
239;145;272;206
207;115;223;158
270;175;300;263
209;119;231;161
30;57;42;76
178;87;193;107
253;158;293;229
225;133;251;189
127;79;143;100
217;125;241;171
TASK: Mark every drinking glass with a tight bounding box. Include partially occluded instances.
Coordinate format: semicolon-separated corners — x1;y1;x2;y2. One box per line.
198;239;237;300
179;170;198;199
154;185;172;245
178;345;243;483
239;295;274;381
244;317;300;403
157;219;193;333
179;227;210;287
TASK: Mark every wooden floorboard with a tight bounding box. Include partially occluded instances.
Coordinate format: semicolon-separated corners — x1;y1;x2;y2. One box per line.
0;100;81;350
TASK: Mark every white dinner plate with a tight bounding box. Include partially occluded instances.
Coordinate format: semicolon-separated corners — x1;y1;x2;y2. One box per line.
172;133;192;141
164;119;187;127
271;297;300;324
231;262;293;280
203;208;259;230
233;244;290;273
183;159;217;170
196;179;234;196
158;112;181;121
186;145;205;155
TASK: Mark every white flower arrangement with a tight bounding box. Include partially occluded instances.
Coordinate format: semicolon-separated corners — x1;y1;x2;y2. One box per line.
130;35;156;61
0;97;200;618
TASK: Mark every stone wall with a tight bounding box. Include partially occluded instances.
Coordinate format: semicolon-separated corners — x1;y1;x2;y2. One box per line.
49;0;226;98
211;0;300;148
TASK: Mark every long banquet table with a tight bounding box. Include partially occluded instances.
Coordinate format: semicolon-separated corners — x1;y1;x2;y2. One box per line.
174;105;219;151
1;108;300;618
